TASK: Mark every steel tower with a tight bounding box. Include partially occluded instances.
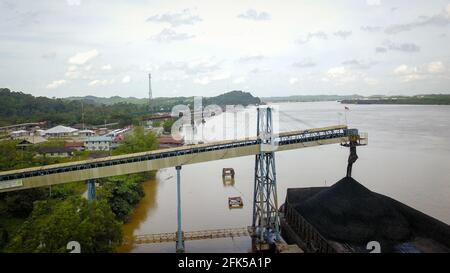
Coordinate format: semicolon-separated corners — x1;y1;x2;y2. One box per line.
252;107;281;248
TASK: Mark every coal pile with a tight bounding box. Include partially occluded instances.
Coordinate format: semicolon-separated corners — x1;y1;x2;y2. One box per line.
295;177;412;246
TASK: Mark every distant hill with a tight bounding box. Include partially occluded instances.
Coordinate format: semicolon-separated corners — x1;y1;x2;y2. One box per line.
0;89;261;127
65;90;261;109
66;95;148;105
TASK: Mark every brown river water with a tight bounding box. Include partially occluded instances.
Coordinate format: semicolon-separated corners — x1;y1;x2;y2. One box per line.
117;101;450;253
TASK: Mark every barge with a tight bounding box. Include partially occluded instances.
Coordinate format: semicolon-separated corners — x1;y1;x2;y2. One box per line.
280;177;450;253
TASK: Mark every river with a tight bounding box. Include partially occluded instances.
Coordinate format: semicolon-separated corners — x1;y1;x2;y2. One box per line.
118;101;450;253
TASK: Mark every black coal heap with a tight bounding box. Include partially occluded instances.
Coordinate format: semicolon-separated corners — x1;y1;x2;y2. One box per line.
295;177;412;245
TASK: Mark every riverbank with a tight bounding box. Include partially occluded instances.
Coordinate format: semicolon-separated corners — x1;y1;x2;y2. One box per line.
341;94;450;105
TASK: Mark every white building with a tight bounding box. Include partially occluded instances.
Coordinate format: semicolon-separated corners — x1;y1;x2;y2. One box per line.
78;129;95;137
10;130;29;139
43;125;78;138
85;136;115;151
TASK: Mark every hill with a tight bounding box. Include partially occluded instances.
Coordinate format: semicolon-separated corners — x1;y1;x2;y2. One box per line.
0;89;261;127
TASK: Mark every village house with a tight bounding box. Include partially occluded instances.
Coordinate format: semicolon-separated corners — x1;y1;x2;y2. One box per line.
15;136;47;149
38;147;74;158
43;125;78;138
85;136;115;151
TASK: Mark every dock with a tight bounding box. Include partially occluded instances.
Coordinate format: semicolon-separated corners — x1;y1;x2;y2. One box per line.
125;227;250;245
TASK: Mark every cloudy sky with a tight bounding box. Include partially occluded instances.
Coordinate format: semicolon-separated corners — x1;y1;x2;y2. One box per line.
1;0;450;98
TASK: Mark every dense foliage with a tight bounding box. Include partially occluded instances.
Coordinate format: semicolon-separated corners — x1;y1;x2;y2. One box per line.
113;126;158;155
0;88;146;127
97;174;147;222
6;197;122;253
340;94;450;105
0;88;262;127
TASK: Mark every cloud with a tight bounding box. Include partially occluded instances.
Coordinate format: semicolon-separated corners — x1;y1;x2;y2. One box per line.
42;52;56;60
122;75;131;83
160;58;221;76
66;0;81;6
238;9;271;21
393;61;446;82
333;30;352;39
297;31;328;44
239;54;265;63
293;59;316;68
289;78;299;85
386;41;420;52
68;49;99;65
366;0;381;6
375;46;388;53
326;67;356;84
232;76;246;84
385;4;450;34
193;71;230;85
250;68;270;74
88;79;114;86
325;67;375;85
101;64;112;70
151;28;195;43
427;61;445;74
46;79;66;89
146;9;202;27
342;59;377;69
361;26;382;32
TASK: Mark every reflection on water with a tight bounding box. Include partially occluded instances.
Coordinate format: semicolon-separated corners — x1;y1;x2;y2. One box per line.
119;102;450;253
117;175;159;253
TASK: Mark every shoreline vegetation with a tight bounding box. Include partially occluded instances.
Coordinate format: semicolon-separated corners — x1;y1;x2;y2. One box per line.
0;127;158;252
262;94;450;105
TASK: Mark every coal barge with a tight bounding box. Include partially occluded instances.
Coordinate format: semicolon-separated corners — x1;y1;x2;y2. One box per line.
280;177;450;253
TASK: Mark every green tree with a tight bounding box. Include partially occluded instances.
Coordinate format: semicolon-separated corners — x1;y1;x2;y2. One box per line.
113;126;158;155
97;174;146;222
7;197;122;253
162;119;175;133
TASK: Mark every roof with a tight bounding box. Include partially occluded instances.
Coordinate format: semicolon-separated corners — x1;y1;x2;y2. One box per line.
11;130;28;134
65;142;85;148
159;135;184;145
43;125;78;134
78;129;95;133
17;136;47;145
86;136;113;142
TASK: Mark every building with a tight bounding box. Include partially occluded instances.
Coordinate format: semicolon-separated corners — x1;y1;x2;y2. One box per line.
85;136;115;151
77;129;95;138
64;141;85;151
43;125;78;138
158;135;184;148
38;147;74;158
10;130;29;139
16;136;47;149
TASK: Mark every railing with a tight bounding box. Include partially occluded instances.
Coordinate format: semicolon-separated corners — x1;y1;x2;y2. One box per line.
284;203;336;253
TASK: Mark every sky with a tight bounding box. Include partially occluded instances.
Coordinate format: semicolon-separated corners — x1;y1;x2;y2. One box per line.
1;0;450;98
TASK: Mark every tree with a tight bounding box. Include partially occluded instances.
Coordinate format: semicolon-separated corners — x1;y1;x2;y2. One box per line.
163;119;175;134
113;126;158;155
97;174;145;222
6;197;122;253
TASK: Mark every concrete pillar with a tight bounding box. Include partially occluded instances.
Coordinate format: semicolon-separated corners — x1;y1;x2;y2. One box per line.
87;179;96;201
175;166;184;253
